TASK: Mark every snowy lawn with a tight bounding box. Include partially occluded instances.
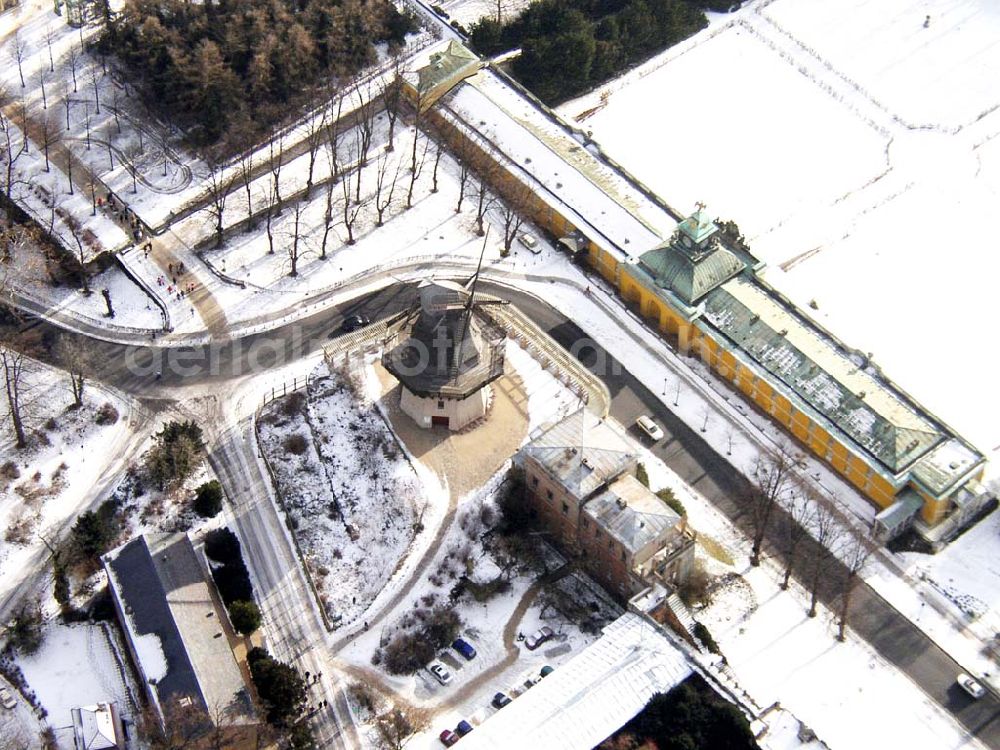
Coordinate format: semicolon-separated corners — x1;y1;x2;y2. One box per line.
0;359;132;611
14;621;138;731
258;362;429;628
560;0;1000;464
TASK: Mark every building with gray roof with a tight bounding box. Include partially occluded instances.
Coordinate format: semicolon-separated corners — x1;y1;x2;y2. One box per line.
103;533;254;728
519;409;694;600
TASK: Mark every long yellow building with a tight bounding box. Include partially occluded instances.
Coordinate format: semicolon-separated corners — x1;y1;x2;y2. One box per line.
412;49;990;542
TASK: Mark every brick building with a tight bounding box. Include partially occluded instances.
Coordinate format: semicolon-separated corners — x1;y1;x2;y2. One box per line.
518;409;695;600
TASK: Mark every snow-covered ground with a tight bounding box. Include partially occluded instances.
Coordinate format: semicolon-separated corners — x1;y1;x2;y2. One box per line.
560;0;1000;471
15;621;139;744
258;361;434;628
0;358;134;614
635;452;987;750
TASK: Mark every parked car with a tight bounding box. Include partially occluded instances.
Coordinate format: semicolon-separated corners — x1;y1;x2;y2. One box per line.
0;686;16;710
339;313;370;333
525;626;554;650
518;232;541;254
427;661;452;686
456;720;474;736
635;415;664;441
439;729;460;746
957;673;986;699
492;691;512;709
452;638;477;661
540;665;554;678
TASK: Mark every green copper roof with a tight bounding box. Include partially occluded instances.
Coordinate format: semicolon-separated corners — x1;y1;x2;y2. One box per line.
638;206;744;305
678;207;718;244
414;41;479;98
702;279;944;474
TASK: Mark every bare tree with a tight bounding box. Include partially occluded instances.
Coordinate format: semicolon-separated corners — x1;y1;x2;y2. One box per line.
66;43;81;93
374;148;402;226
37;69;48;110
405;135;428;210
1;344;32;448
381;60;403;152
746;444;797;566
55;335;92;408
324;80;345;184
0;99;28;228
111;86;123;134
779;490;814;590
340;156;365;245
431;142;442;193
354;79;376;169
236;145;255;221
62;81;72;129
206;159;236;247
121;141;142;193
303;111;326;200
474;171;495;237
264;182;277;255
455;153;470;214
319;139;339;260
44;25;55;73
103;120;115;169
268;128;284;207
283;199;307;277
806;499;843;618
498;180;533;255
90;69;101;115
39;114;62;172
63;143;74;195
375;706;429;750
9;32;28;88
836;526;876;641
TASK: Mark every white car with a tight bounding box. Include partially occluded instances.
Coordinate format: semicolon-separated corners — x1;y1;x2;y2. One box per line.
957;673;986;699
518;233;541;254
427;661;452;686
635;415;664;441
0;686;16;710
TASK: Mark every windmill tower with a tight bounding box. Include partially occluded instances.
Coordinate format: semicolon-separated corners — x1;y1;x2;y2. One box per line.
383;248;508;430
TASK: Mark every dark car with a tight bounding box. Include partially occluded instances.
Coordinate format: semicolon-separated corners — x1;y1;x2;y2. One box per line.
491;691;512;709
439;729;460;746
540;665;554;678
339;313;370;332
456;720;474;736
452;638;477;661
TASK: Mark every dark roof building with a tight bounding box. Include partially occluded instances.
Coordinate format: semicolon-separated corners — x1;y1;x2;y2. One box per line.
103;534;254;727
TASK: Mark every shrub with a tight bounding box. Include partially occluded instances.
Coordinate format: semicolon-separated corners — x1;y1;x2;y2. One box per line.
283;391;307;417
246;647;307;726
656;487;686;517
94;403;119;425
497;466;533;533
229;599;262;636
194;480;224;518
636;462;650;487
693;622;720;654
205;528;242;564
211;559;255;606
9;603;45;656
44;417;58;431
283;433;309;456
1;460;20;480
146;420;205;490
678;561;712;608
383;632;436;675
71;499;121;562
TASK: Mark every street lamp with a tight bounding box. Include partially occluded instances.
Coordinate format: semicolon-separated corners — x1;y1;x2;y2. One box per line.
662;377;667;396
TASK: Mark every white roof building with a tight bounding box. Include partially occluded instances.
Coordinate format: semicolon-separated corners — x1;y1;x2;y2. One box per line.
461;613;692;749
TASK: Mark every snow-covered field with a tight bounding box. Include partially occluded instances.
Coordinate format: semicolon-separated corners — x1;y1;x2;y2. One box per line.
0;358;134;613
636;453;986;750
258;362;429;628
561;0;1000;468
15;621;138;740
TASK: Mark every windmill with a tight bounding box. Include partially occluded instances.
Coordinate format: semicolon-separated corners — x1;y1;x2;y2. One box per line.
382;230;509;430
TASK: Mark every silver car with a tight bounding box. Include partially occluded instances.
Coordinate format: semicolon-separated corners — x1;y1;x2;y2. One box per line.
0;686;16;710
